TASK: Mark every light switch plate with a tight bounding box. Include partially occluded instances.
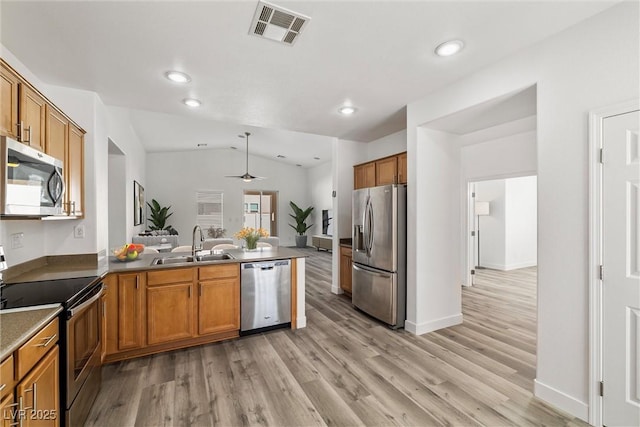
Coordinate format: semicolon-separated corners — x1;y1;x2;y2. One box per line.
11;233;24;249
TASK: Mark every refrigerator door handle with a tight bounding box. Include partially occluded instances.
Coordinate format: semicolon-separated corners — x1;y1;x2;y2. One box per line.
353;263;391;278
363;196;370;256
367;199;374;253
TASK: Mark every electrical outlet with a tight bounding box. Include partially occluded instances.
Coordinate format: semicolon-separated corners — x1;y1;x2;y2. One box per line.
11;232;24;249
74;225;85;239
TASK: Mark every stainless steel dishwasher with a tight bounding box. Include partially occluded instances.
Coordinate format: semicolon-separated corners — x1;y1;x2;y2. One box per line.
241;260;291;332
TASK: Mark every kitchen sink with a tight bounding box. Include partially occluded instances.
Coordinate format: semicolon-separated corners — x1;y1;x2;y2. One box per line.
151;253;234;265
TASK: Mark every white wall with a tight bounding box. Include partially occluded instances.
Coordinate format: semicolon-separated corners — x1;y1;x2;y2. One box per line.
505;176;537;270
331;138;366;293
307;161;332;236
407;2;639;419
475;176;537;271
145;149;310;247
365;129;407;161
475;180;506;269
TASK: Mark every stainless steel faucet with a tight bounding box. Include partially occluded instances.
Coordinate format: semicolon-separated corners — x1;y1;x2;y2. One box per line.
192;225;204;257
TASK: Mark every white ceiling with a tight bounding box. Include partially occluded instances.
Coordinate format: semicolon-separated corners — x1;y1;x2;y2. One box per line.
0;1;616;158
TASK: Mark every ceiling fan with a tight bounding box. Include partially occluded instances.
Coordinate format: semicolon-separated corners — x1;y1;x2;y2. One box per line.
226;132;265;182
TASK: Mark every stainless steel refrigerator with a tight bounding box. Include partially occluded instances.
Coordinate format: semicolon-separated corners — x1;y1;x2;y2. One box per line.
352;184;406;328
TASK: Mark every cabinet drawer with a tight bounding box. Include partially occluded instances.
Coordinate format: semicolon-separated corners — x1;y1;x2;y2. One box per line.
199;264;239;281
16;318;58;379
0;356;13;400
147;268;193;286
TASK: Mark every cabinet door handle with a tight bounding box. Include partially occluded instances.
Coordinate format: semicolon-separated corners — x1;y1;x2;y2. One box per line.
103;300;106;317
15;122;22;140
188;286;192;298
37;334;56;348
199;283;202;297
22;382;36;410
135;276;139;289
23;125;31;144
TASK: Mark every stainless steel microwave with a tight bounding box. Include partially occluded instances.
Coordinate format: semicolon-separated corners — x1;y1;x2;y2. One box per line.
1;136;64;217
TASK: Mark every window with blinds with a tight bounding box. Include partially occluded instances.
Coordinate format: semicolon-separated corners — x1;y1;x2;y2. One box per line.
196;190;223;229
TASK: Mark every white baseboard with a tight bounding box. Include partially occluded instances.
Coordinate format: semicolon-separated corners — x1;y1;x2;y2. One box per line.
331;285;343;295
405;313;463;335
534;379;588;422
296;315;307;329
479;261;537;271
505;260;537;271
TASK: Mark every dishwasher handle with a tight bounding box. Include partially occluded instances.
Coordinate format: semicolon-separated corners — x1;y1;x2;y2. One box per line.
242;260;290;270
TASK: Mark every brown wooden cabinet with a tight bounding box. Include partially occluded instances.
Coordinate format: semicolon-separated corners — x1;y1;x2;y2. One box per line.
0;393;15;427
1;58;86;220
16;346;59;427
375;156;398;186
147;282;195;345
397;152;407;184
340;245;353;295
66;124;84;217
354;162;376;190
354;151;407;189
0;318;59;427
19;84;46;152
198;264;240;336
0;62;19;139
116;273;145;351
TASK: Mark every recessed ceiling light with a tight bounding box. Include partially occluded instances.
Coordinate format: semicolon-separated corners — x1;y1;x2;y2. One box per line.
339;106;357;115
183;98;201;108
435;39;464;57
197;143;207;147
313;156;320;160
296;164;302;167
165;71;191;83
277;155;286;158
230;146;237;150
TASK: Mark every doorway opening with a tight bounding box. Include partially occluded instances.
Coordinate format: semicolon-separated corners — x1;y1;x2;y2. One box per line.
243;190;278;236
467;175;538;286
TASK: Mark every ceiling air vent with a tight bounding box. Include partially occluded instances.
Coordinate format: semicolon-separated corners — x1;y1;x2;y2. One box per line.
249;1;310;45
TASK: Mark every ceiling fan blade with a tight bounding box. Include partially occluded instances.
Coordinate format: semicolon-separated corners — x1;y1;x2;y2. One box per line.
225;131;267;181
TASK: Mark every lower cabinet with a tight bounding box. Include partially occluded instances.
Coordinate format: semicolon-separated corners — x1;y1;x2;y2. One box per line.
103;264;240;362
147;283;195;345
0;320;59;427
16;346;59;427
340;245;353;295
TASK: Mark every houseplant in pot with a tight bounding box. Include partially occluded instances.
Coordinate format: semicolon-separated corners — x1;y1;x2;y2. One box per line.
146;199;178;234
289;201;314;248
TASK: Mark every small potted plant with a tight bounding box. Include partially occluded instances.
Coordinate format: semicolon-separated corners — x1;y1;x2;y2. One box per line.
289;201;314;248
146;199;178;234
234;227;269;250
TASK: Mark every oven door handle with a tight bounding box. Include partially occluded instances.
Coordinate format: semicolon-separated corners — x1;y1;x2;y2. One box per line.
68;284;104;318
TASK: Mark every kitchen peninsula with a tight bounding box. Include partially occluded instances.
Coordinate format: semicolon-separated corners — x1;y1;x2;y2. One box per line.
2;247;306;364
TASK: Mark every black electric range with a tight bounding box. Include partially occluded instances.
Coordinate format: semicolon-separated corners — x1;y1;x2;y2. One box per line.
0;275;100;311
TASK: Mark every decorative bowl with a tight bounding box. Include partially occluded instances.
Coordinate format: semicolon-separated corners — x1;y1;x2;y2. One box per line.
112;244;144;262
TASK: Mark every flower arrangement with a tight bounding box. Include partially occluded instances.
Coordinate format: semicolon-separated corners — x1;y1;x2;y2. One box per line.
234;227;269;250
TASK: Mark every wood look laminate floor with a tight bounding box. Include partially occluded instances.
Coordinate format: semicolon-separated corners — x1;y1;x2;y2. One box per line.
87;251;588;427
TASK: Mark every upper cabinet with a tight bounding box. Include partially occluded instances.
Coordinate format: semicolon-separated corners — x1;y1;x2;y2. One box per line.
0;62;19;139
19;84;46;152
397;152;407;184
2;58;86;219
67;123;84;217
354;162;376;189
354;151;407;189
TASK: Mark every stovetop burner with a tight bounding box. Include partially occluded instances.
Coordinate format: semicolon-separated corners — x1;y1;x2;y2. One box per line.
0;276;100;310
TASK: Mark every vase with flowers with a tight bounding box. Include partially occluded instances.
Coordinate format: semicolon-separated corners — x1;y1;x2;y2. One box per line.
234;227;269;250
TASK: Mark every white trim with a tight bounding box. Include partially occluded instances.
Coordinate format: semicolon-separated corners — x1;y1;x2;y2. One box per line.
296;257;307;329
534;379;589;421
331;285;342;294
405;313;462;335
296;315;307;328
480;261;538;271
588;99;640;427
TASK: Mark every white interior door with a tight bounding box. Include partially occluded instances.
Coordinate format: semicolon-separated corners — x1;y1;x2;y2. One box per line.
603;109;640;426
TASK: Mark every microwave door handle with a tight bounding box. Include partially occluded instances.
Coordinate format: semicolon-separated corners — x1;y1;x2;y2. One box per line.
47;169;64;205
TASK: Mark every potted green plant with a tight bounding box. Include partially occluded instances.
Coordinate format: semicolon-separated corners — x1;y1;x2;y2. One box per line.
289;201;314;248
146;199;177;234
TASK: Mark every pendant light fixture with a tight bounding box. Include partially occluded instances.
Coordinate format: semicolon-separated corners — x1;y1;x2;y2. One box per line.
226;132;265;182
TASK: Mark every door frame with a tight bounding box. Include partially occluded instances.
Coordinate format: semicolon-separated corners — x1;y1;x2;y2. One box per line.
588;99;640;426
